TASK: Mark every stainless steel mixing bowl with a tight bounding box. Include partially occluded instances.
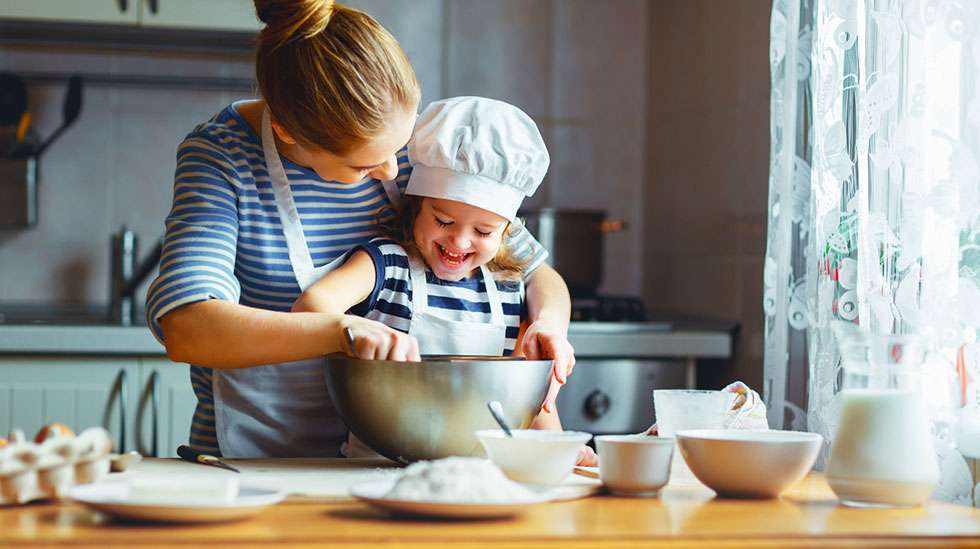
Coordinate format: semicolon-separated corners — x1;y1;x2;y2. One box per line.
323;355;553;463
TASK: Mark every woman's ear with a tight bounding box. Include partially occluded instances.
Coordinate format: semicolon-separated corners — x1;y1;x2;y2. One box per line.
270;119;298;145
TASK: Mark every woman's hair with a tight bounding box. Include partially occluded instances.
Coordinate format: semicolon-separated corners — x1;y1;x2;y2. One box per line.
388;196;530;280
254;0;421;154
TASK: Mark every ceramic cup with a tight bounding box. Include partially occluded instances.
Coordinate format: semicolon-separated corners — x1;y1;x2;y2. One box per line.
652;389;733;437
595;435;675;496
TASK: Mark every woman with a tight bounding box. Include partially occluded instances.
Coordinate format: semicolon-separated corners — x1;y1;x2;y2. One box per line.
145;0;574;458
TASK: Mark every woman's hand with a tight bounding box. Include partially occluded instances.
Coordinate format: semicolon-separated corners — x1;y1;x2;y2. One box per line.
343;317;420;362
520;319;575;413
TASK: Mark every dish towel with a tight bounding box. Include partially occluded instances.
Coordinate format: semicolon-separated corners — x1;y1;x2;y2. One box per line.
722;381;770;430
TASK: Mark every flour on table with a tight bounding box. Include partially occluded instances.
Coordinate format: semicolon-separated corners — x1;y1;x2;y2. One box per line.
384;457;537;503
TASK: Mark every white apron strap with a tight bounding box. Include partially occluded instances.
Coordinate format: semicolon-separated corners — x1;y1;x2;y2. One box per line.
381;177;402;212
261;108;318;291
407;251;430;315
480;265;505;326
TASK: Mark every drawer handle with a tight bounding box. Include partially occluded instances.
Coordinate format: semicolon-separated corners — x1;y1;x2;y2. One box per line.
150;370;159;457
136;370;161;456
103;369;128;452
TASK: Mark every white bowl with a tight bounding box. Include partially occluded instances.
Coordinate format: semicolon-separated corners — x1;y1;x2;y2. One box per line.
676;429;822;498
595;435;674;496
475;430;593;485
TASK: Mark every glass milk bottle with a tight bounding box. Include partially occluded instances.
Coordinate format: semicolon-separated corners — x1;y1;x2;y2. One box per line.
825;328;939;507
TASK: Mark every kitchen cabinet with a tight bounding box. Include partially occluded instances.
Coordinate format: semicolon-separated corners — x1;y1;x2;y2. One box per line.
0;1;139;25
0;356;194;457
0;357;137;451
0;0;259;31
134;358;196;458
138;0;260;31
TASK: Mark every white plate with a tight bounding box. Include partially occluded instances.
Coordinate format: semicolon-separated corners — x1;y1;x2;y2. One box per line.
350;479;547;519
69;482;285;523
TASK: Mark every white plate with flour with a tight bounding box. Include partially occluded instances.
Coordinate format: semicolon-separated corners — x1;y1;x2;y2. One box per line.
351;478;548;519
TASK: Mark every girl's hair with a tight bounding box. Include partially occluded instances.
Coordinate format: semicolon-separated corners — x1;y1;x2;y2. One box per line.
254;0;421;154
389;197;530;281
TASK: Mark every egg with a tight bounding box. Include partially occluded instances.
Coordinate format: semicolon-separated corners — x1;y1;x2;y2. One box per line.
34;422;75;443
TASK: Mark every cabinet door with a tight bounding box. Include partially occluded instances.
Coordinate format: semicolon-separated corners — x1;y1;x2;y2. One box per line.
0;357;139;452
0;0;139;24
135;358;196;457
139;0;260;31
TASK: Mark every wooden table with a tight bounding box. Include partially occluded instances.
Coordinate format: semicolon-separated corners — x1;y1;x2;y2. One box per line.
2;464;980;548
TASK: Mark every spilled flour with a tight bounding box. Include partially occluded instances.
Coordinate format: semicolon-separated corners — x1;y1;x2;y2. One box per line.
384;457;537;503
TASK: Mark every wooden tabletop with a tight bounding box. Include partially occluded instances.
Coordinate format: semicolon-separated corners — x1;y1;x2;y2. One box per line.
2;467;979;548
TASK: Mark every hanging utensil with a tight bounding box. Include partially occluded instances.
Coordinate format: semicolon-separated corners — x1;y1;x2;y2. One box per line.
0;72;27;127
15;111;31;143
34;75;82;157
0;72;27;156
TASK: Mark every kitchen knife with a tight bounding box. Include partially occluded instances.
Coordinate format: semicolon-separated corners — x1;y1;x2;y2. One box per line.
176;445;240;473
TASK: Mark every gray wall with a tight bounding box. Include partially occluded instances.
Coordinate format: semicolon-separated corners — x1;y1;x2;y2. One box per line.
644;0;771;389
0;0;648;307
0;0;775;392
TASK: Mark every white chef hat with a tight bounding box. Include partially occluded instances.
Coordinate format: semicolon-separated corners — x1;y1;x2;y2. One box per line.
406;96;549;221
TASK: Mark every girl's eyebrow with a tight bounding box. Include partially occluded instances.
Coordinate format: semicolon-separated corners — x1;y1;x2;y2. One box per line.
477;221;505;231
431;206;453;218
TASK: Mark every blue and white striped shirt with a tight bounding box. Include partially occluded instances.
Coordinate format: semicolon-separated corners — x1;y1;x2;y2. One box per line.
144;102;547;454
355;238;524;354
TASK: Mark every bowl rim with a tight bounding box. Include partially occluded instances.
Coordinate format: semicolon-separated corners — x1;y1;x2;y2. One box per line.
325;353;554;367
594;434;675;445
676;429;823;444
474;429;593;443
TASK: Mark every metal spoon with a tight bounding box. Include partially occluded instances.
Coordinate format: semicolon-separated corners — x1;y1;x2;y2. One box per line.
343;327;356;355
486;400;513;437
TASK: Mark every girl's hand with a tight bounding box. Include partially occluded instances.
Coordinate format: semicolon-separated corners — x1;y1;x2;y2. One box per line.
576;445;598;467
520;320;575;413
343;317;420;362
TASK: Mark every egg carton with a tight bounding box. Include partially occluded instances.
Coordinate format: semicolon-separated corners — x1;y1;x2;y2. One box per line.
0;427;113;505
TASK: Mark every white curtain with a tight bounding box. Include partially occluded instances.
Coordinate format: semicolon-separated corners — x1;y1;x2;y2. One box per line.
766;0;980;504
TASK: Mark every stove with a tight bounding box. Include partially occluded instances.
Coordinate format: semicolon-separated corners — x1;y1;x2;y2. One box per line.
571;295;648;322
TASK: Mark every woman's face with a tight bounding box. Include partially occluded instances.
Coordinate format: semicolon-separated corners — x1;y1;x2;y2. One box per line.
273;107;416;183
413;197;509;281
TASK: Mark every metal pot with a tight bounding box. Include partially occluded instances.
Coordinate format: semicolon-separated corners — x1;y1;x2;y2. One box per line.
518;208;626;297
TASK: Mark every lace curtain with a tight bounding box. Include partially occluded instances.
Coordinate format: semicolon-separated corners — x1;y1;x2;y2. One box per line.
766;0;980;504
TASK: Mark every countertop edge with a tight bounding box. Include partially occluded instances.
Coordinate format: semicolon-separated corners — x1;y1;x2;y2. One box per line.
0;325;732;359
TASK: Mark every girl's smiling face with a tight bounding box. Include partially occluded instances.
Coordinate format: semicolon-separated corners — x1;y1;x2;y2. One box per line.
413;198;509;281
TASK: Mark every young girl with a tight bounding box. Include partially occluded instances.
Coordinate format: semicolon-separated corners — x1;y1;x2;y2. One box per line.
293;97;590;459
146;1;574;459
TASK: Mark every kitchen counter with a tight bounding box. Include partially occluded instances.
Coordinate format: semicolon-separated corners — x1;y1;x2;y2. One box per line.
0;321;732;359
1;459;978;548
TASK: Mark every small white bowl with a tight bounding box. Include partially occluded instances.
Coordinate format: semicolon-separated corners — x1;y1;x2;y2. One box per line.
595;435;674;496
676;429;822;498
475;430;593;485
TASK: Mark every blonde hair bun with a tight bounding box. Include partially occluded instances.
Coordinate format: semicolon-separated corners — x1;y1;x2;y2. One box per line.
255;0;335;50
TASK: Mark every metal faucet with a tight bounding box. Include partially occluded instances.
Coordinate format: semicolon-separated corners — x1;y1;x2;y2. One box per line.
109;226;163;326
